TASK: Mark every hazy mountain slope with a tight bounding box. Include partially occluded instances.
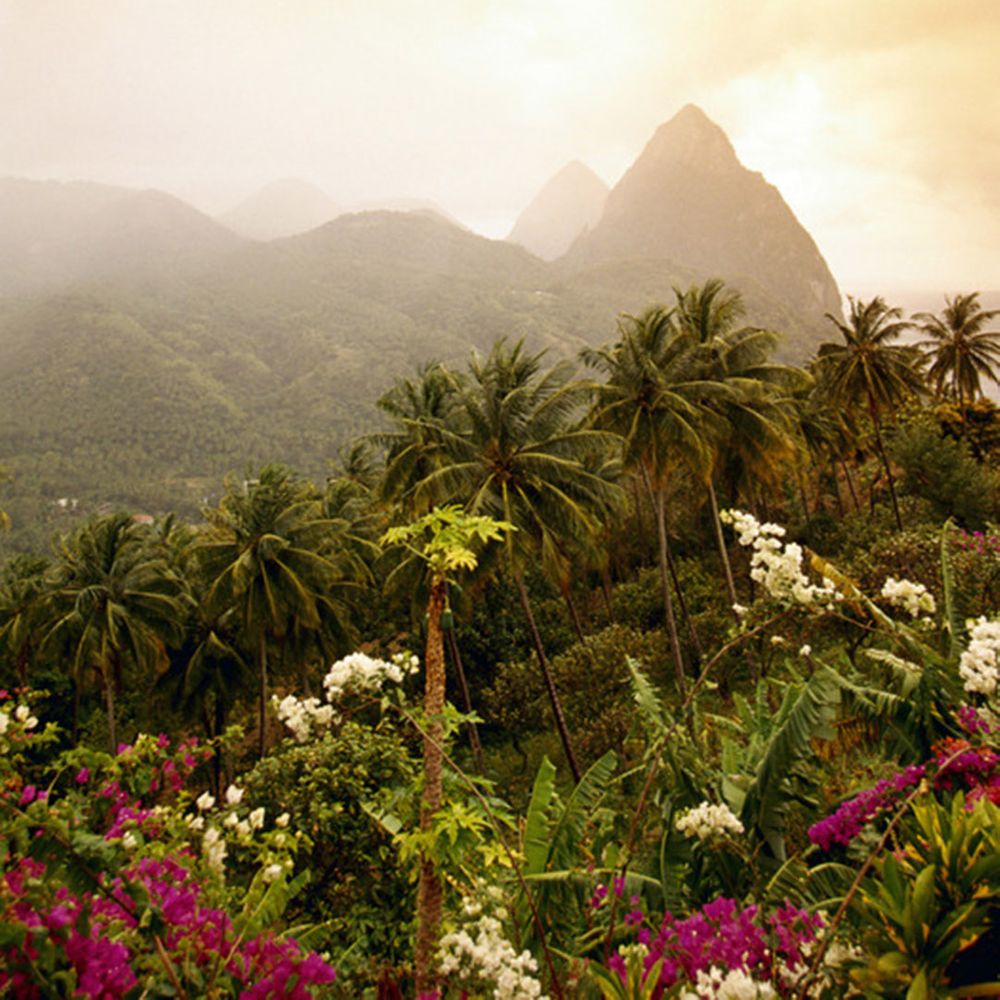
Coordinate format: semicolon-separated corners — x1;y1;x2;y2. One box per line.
0;212;590;549
567;105;842;338
508;161;609;260
0;179;246;294
219;178;341;240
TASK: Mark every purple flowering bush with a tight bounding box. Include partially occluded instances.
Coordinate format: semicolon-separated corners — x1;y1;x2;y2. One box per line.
587;895;828;998
0;692;336;997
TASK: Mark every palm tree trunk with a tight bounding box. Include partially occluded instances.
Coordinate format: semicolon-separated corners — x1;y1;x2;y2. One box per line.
415;575;448;996
795;465;811;519
104;670;117;753
257;632;268;759
665;538;703;665
445;618;484;773
869;397;902;530
707;477;738;610
563;586;588;647
513;572;582;784
600;567;615;623
641;466;687;700
630;475;648;557
840;458;861;513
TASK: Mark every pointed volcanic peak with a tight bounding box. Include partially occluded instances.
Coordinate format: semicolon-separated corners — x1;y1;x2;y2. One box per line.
566;105;843;346
219;178;341;240
507;161;610;260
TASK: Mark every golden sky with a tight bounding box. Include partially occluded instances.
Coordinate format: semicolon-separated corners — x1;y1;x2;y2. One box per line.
2;0;998;293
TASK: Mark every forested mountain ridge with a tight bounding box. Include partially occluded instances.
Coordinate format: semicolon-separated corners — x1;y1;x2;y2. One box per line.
1;110;849;547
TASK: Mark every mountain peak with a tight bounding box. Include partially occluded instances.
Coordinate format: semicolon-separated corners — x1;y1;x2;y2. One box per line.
219;179;340;240
642;104;736;171
565;106;842;356
507;160;609;260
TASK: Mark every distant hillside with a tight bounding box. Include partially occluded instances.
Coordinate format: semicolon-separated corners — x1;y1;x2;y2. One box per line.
219;178;341;240
0;178;245;294
566;105;843;346
0;212;590;549
508;161;609;260
0;128;851;547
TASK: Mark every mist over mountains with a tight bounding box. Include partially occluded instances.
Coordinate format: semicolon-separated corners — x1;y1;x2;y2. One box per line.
1;105;849;547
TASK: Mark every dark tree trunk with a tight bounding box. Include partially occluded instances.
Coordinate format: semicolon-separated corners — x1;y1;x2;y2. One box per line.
869;396;902;530
841;458;861;514
104;669;117;754
445;615;484;774
257;632;268;759
414;576;448;997
514;572;582;784
665;533;703;666
600;567;615;623
641;466;687;700
707;476;738;611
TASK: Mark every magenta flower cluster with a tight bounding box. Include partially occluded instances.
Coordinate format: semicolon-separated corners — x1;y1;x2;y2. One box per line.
0;854;336;998
810;730;1000;851
808;764;925;851
608;897;823;998
952;528;1000;557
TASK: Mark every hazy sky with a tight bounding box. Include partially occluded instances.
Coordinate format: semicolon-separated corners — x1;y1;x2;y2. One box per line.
2;0;999;293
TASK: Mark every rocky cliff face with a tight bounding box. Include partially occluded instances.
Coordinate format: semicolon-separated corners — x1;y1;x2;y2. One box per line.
566;105;842;326
508;161;609;260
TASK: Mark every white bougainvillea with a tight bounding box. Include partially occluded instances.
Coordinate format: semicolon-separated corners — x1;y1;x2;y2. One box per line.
323;651;419;700
675;801;745;842
720;510;839;608
273;651;420;742
680;967;777;999
959;616;1000;699
438;911;547;1000
880;577;936;618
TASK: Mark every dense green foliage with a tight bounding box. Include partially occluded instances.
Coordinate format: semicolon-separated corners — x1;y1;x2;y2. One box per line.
3;279;1000;997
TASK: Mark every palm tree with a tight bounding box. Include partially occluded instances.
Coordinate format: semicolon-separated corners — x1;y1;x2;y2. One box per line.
40;513;185;750
193;465;360;757
584;308;721;696
671;280;807;607
914;292;1000;411
817;297;924;530
409;341;622;782
0;555;49;686
374;361;463;516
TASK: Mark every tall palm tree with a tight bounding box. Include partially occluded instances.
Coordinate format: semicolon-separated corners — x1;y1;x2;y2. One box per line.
584;308;724;695
0;555;49;686
671;281;807;606
193;465;359;757
40;513;185;750
374;361;463;516
409;341;622;781
817;297;924;530
914;292;1000;411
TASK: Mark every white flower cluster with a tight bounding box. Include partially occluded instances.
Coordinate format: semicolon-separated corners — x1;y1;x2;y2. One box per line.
680;967;777;1000
720;510;838;608
880;577;936;618
203;826;227;874
439;913;547;1000
272;694;336;742
959;616;1000;699
272;651;419;742
322;651;419;700
0;703;39;739
675;801;744;842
